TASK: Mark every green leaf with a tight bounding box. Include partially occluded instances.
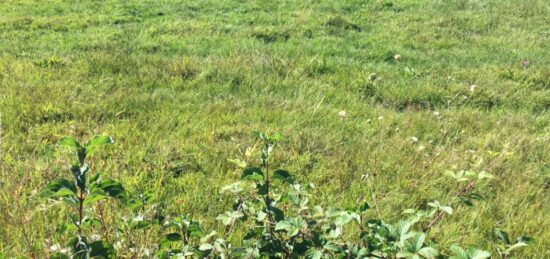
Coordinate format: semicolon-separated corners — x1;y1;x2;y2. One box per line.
418;247;438;258
305;248;323;259
272;169;293;184
89;240;116;258
396;220;412;241
403;208;417;214
275;217;306;237
449;246;491;259
440;206;453;215
494;229;510;244
188;222;205;238
228;158;247;168
334;212;353;226
477;171;494;180
427;201;440;208
464;170;477;178
410;232;426;251
59;137;81;150
241;167;264;182
275;220;293;231
199;243;213;251
505;242;528;253
251;130;265;140
159;233;182;248
256;211;267;221
41;178;77;199
131;216;150;230
83;193;108;206
67;236;88;259
516;235;533;243
96;179;127;201
216;211;243;225
323;241;343;253
268;205;285;221
270;132;284;142
85;136;114;156
469;248;491;259
359;202;370;213
449;245;468;259
55;222;77;237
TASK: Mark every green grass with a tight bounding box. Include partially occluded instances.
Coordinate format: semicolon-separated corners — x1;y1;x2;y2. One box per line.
0;0;548;257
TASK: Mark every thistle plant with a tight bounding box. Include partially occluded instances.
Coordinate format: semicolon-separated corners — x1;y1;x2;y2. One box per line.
42;136;126;258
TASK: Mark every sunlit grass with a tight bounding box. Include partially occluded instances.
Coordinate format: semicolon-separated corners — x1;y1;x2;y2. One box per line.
0;0;548;257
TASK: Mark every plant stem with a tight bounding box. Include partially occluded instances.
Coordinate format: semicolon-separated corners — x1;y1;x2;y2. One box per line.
423;180;476;232
263;143;275;235
223;197;243;238
364;172;381;218
78;187;84;237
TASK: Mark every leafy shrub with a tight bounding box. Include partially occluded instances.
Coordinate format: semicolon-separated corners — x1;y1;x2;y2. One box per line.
42;133;531;258
42;136;126;258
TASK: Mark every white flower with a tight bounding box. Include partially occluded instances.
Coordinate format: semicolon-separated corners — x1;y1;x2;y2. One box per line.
469;84;477;92
338;110;347;118
50;244;61;252
411;136;418;143
91;234;101;241
433;111;440;116
133;214;144;222
394;54;401;61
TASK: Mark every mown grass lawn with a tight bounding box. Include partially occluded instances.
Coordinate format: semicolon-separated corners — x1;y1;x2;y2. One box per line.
0;0;548;257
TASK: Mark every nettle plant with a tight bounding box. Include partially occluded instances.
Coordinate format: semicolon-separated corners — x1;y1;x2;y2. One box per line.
158;132;531;258
42;136;126;258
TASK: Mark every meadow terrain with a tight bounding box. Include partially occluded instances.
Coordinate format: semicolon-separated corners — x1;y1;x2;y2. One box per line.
0;0;549;257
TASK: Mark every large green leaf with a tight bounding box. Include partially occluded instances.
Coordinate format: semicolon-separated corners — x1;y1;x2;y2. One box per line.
188;222;205;238
159;233;182;248
494;228;510;244
272;169;294;184
83;193;108;206
96;179;127;201
469;248;491;259
241;167;264;182
410;232;426;252
89;240;116;258
449;246;491;259
418;247;438;258
67;236;89;259
41;178;77;199
59;137;81;149
216;211;244;226
85;136;114;156
305;248;323;259
334;212;353;226
449;245;468;259
275;217;306;237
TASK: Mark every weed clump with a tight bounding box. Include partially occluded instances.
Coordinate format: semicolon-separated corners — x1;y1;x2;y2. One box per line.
251;27;290;43
325;16;360;32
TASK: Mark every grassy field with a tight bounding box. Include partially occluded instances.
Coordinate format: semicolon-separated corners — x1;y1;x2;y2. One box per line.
0;0;549;257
